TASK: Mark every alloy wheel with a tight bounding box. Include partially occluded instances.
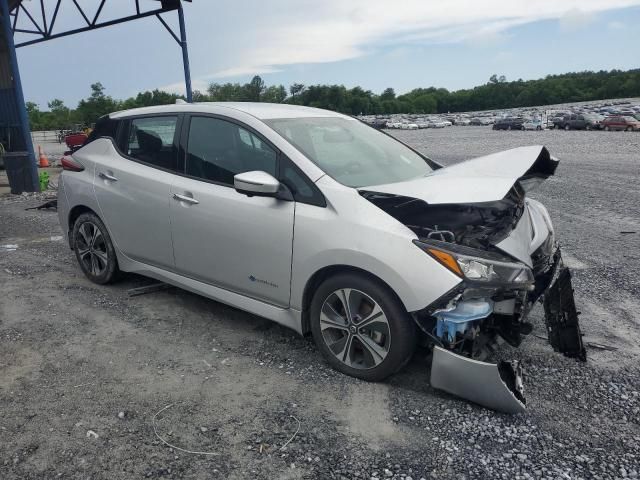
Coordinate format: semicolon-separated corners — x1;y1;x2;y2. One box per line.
319;288;391;370
75;221;109;276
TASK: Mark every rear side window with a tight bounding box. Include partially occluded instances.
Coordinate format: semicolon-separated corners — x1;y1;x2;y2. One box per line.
186;116;277;186
126;116;178;171
84;116;119;145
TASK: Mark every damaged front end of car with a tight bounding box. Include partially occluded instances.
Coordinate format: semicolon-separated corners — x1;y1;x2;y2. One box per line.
360;145;586;413
412;240;584;413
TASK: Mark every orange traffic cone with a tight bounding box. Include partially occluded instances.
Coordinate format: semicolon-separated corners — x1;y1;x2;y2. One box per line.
38;145;49;168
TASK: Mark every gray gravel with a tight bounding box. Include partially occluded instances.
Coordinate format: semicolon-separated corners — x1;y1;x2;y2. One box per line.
1;127;639;479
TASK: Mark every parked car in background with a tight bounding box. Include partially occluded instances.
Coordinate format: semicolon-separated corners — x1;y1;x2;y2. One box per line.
58;102;585;413
523;119;544;131
554;114;602;130
601;116;640;131
492;117;524;130
429;120;447;128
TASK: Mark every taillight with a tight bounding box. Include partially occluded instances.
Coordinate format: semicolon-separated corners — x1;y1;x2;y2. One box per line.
61;156;84;172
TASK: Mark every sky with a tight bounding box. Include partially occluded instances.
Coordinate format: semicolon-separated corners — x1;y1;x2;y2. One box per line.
12;0;640;110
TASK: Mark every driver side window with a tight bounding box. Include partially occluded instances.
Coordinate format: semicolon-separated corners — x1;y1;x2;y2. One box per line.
186;116;277;185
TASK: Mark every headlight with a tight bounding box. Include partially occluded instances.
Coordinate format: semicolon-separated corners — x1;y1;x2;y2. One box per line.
414;239;534;285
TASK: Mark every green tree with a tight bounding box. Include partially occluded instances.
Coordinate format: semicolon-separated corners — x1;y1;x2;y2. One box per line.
289;83;305;100
75;83;118;125
380;88;396;101
413;94;437;113
244;75;266;101
262;85;287;103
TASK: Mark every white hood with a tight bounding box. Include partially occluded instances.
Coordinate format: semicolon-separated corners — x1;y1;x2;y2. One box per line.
359;145;558;204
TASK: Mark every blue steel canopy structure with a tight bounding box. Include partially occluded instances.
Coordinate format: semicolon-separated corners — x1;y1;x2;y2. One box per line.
0;0;193;193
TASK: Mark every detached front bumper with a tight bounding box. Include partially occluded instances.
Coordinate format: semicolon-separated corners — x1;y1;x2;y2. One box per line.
431;346;526;413
428;247;586;413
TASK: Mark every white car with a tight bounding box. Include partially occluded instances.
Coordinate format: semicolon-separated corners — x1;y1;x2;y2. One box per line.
523;120;544;131
58;102;585;413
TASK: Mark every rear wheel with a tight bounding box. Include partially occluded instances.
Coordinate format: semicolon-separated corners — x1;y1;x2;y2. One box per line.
536;126;542;131
626;126;632;132
564;124;570;131
507;125;512;131
310;273;416;381
72;212;120;284
604;126;610;131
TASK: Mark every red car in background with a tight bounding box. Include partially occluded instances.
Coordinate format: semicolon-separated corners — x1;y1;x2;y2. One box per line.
64;132;88;150
601;115;640;131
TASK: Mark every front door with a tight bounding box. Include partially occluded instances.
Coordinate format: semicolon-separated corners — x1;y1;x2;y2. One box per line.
93;115;180;269
169;115;295;307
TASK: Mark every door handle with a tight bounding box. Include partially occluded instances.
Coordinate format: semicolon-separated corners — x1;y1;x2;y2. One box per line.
98;172;118;182
173;193;199;205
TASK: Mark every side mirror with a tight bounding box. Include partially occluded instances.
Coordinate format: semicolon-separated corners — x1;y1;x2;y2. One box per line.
234;170;281;198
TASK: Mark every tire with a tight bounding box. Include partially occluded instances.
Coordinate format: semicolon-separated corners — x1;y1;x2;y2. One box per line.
507;125;512;131
521;126;525;131
536;126;542;131
72;212;120;284
585;125;591;131
604;126;610;131
310;272;416;382
564;124;570;131
555;124;560;130
626;126;632;132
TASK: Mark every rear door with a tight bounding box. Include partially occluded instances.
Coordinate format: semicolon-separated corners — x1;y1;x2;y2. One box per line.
169;115;295;307
93;115;180;269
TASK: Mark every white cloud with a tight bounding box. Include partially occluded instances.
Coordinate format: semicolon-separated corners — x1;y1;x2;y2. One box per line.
169;0;640;88
559;8;596;31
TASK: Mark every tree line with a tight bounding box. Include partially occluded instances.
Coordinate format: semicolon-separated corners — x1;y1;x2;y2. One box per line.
27;68;640;130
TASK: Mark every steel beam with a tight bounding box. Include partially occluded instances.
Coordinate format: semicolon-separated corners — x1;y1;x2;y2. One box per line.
0;0;39;192
14;7;174;47
177;3;192;102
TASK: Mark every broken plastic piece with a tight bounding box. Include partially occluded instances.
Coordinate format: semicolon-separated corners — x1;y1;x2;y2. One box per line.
543;267;587;361
430;346;526;414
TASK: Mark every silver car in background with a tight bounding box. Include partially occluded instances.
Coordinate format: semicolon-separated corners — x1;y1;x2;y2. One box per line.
58;103;586;413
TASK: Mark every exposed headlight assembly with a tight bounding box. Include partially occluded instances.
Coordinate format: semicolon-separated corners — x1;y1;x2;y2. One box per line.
414;239;534;286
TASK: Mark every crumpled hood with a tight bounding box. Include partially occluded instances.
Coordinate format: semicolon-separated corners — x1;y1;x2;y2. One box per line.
358;145;558;204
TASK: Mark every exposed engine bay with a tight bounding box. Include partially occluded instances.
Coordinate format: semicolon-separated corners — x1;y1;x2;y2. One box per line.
359;146;586;413
360;185;526;250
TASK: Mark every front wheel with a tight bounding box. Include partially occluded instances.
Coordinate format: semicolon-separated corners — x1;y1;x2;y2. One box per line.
72;212;120;284
604;126;610;131
564;124;570;131
310;273;416;381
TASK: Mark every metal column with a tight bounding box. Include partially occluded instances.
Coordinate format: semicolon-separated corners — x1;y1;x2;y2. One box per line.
0;0;39;192
177;3;192;103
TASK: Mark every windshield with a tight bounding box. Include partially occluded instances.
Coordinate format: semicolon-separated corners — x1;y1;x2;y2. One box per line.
266;117;432;187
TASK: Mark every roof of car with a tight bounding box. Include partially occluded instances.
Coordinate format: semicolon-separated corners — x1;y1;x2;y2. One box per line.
109;102;346;120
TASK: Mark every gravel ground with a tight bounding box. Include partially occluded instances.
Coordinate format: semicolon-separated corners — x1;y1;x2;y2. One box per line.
1;127;639;479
